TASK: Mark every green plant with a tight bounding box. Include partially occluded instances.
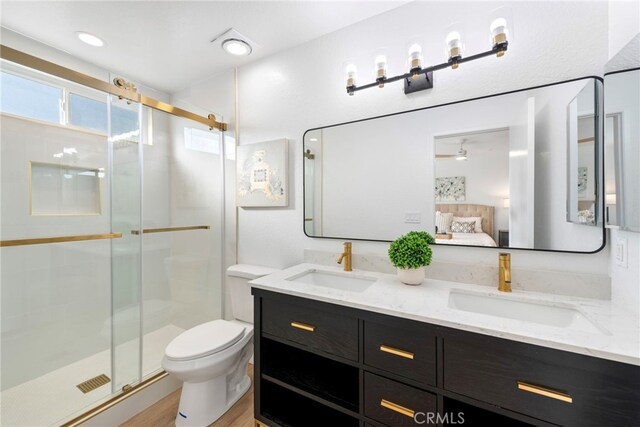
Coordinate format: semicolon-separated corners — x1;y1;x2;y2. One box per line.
388;231;434;269
406;230;436;245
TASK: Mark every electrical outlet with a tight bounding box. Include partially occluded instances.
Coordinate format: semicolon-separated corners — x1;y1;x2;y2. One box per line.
404;212;421;224
615;237;628;268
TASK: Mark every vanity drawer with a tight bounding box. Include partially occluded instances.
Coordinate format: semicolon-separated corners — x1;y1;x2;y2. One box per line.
364;372;436;427
261;297;358;361
364;320;436;386
443;334;640;426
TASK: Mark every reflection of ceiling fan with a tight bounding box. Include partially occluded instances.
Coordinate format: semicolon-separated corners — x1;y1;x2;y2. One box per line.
435;139;468;160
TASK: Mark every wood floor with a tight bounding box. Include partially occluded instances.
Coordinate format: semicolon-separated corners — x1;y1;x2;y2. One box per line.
121;365;254;427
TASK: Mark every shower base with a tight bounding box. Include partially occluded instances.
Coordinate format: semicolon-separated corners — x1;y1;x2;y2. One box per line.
1;324;184;426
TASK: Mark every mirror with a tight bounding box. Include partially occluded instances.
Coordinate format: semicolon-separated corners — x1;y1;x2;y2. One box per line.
604;68;640;232
566;82;600;226
303;77;605;252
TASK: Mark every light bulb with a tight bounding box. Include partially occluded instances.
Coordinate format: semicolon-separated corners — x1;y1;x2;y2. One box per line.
408;43;423;79
345;63;357;95
446;31;463;68
374;54;387;87
490;17;508;56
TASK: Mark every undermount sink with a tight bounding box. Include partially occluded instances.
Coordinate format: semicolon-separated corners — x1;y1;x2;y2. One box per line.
286;269;376;292
448;290;607;335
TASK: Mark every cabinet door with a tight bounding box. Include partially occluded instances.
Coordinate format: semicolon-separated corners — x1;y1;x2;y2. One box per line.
443;334;640;426
364;320;436;386
261;297;359;360
364;372;437;427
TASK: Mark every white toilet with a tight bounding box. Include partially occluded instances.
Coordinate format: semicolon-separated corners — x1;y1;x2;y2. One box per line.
162;264;277;426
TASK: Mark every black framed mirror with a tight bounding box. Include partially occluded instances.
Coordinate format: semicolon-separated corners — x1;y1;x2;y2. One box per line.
303;77;605;253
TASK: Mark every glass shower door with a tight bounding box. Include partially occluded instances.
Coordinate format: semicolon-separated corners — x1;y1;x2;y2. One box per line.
109;94;143;392
139;109;225;378
0;65;138;425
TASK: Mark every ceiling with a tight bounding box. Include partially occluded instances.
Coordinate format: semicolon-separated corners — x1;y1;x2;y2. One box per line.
435;129;509;156
0;1;408;93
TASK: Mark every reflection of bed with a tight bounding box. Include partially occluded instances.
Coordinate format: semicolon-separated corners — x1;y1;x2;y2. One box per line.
436;203;497;247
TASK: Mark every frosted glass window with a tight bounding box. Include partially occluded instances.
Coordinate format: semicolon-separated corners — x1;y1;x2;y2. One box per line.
69;93;108;132
184;127;220;154
0;71;62;123
30;162;102;215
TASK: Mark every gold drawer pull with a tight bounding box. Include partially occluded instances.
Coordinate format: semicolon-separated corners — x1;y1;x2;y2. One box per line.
380;399;415;418
290;321;316;332
517;381;573;403
380;344;414;360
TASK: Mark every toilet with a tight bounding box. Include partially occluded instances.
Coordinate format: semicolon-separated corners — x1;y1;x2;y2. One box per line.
162;264;278;426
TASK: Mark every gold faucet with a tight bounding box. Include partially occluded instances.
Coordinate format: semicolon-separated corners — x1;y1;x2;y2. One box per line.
498;253;512;292
337;242;352;272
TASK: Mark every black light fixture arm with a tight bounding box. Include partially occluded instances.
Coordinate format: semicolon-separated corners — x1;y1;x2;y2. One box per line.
346;42;508;95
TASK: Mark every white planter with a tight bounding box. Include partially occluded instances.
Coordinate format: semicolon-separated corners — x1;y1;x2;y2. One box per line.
396;267;425;285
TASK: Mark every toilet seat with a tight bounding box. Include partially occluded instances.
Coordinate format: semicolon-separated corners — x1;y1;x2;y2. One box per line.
165;319;246;361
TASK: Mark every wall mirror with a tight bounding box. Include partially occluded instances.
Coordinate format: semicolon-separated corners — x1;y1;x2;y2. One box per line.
303;77;605;253
604;67;640;232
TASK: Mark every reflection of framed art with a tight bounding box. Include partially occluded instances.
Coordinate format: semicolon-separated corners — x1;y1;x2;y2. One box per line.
237;139;288;207
435;176;466;202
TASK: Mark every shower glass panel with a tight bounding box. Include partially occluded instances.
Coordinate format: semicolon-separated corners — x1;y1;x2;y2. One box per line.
110;94;143;392
0;64;119;425
1;56;227;425
140;110;224;377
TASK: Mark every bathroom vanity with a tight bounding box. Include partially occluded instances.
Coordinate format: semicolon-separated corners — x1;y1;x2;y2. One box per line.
251;264;640;427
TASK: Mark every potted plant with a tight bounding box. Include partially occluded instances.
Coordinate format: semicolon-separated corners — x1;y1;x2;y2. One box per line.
388;231;435;285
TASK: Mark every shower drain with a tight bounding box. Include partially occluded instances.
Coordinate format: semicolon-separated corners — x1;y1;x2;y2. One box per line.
76;374;111;393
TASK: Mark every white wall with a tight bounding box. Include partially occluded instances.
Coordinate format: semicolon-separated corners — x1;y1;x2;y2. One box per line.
321;111;431;240
607;0;640;60
238;1;610;275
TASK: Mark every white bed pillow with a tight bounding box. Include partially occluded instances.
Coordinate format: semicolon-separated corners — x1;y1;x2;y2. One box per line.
452;216;483;233
435;211;454;233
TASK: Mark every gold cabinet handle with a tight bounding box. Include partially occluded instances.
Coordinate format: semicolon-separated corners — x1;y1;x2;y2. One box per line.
517;381;573;403
380;399;415;418
290;321;316;332
380;344;414;360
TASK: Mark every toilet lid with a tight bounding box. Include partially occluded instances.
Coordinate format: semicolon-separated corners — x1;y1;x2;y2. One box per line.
165;320;246;361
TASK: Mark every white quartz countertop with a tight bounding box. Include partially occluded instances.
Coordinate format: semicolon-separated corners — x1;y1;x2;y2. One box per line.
250;263;640;366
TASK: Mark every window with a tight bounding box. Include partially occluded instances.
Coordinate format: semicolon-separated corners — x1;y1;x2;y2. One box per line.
0;71;63;124
68;93;108;132
184;127;220;154
2;68;152;144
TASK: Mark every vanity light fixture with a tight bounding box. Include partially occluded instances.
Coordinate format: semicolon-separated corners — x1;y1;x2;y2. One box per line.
345;18;509;96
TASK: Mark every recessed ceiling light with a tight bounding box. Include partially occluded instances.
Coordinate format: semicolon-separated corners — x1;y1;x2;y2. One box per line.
310;138;318;142
222;38;252;56
76;31;105;47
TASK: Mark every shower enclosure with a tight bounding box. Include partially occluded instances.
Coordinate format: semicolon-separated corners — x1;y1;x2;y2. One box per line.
0;46;229;426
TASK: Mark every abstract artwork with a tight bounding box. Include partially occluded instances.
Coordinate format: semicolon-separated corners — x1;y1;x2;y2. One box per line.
237;139;288;207
578;167;587;194
435;176;466;202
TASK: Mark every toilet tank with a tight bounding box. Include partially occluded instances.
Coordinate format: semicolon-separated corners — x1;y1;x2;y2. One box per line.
226;264;278;324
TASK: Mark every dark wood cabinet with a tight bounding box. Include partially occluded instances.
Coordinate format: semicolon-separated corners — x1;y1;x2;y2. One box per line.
253;289;640;426
363;320;437;386
364;372;437;427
